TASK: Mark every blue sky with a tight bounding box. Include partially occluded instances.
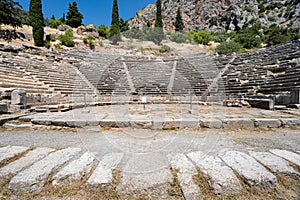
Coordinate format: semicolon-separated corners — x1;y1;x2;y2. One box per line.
17;0;156;27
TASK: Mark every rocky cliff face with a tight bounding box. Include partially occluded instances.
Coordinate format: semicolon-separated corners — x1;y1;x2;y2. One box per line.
128;0;299;32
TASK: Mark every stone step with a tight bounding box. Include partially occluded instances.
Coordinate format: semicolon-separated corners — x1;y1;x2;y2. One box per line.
219;151;278;189
0;146;30;163
8;147;81;194
0;147;54;179
269;149;300;167
249;151;300;178
167;153;201;200
52;151;97;187
188;151;241;195
87;153;123;190
116;153;172;199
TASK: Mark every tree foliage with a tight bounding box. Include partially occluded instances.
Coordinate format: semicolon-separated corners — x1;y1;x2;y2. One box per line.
189;30;214;45
111;0;119;26
216;41;242;55
59;30;75;47
174;8;184;32
110;0;121;44
155;0;163;28
29;0;44;46
0;0;23;28
154;0;163;45
234;23;262;49
119;18;129;32
98;25;108;38
48;19;62;28
66;2;83;28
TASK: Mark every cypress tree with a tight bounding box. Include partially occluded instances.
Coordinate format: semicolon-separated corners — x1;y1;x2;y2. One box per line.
110;0;121;44
29;0;44;46
61;13;65;23
111;0;119;26
66;2;83;28
154;0;163;45
0;0;23;28
174;8;184;32
155;0;163;28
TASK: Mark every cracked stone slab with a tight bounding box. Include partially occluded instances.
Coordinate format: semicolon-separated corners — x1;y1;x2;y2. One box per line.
52;152;97;187
222;118;254;129
249;151;300;177
0;147;53;179
199;119;222;129
188;151;241;194
0;146;30;163
117;153;172;199
9;147;81;194
254;119;282;128
100;153;124;169
219;151;278;189
87;153;123;190
167;153;201;200
280;118;300;128
269;149;300;167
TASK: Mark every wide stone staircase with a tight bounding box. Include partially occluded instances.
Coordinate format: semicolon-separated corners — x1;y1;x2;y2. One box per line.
0;46;97;105
0;145;299;199
216;40;300;98
125;58;173;95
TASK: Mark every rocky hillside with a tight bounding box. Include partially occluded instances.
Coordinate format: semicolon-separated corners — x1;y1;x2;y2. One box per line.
128;0;299;32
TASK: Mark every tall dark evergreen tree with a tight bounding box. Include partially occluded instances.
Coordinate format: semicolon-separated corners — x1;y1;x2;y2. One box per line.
0;0;23;28
154;0;163;45
155;0;163;28
61;13;66;23
29;0;44;46
66;2;83;28
110;0;121;45
174;8;184;32
111;0;119;26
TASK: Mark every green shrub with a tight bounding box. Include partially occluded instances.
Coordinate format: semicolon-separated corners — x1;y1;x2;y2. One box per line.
215;41;242;55
189;30;214;45
140;46;145;53
245;6;252;12
88;40;95;49
159;45;171;53
169;32;191;43
83;37;88;44
99;41;104;47
98;25;108;39
49;34;56;41
44;41;51;49
59;30;75;47
83;35;96;48
48;19;62;28
123;27;165;44
54;44;62;49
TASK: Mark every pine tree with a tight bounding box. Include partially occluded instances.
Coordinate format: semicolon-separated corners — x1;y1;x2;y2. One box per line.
174;8;184;32
0;0;23;28
110;0;121;44
29;0;44;46
66;2;83;28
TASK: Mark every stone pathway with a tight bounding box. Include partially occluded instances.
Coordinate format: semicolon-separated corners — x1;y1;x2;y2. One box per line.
18;104;300;129
1;145;300;199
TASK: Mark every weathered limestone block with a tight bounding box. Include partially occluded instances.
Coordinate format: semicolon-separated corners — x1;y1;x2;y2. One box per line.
0;102;8;114
11;90;26;105
220;151;278;189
